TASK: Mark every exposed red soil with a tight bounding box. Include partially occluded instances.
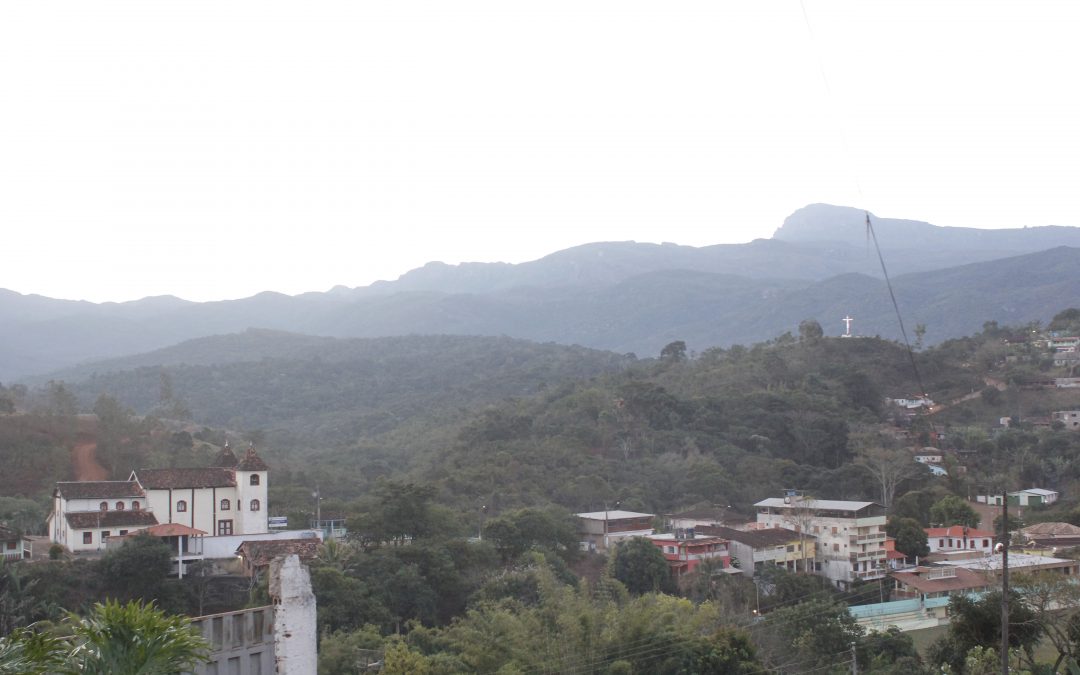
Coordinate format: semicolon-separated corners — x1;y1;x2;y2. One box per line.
71;417;108;481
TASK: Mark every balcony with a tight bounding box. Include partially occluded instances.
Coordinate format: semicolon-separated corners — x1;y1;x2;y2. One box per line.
853;568;887;581
850;550;887;563
849;532;886;545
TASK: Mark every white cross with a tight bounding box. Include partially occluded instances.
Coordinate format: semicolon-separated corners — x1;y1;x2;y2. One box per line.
843;315;853;336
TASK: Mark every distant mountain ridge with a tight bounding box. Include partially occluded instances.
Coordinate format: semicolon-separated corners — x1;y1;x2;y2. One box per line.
4;204;1080;381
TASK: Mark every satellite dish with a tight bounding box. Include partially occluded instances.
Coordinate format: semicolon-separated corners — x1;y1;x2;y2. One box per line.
994;543;1005;553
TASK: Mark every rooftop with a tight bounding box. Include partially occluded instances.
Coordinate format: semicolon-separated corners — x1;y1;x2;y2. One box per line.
891;566;992;594
1021;522;1080;538
938;552;1076;572
65;510;159;529
132;468;236;489
235;538;319;567
925;526;995;539
56;481;145;500
755;498;879;512
701;525;809;548
576;510;654;521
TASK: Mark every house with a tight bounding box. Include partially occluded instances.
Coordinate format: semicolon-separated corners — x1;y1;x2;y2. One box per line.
235;538;320;578
1019;522;1080;549
666;506;750;531
107;523;207;576
890;397;934;410
925;526;995;554
1054;353;1080;368
49;443;270;552
701;525;815;573
891;565;993;601
47;480;157;552
576;510;654;552
912;447;943;464
754;494;887;588
1053;411;1080;431
977;488;1059;507
646;532;731;577
937;551;1080;578
1055;377;1080;388
0;525;31;562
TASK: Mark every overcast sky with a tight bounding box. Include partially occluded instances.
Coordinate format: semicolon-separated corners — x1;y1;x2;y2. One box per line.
2;1;1079;303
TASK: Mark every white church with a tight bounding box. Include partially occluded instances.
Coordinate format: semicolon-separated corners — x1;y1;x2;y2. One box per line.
49;443;269;553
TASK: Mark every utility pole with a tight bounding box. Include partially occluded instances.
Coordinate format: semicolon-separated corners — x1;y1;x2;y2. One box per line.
1001;488;1010;675
850;641;858;675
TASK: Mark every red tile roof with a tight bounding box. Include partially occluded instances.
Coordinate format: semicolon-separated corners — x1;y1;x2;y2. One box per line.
55;481;145;500
138;523;207;537
236;446;269;472
925;526;994;539
235;538;319;567
65;510;158;529
891;567;992;594
133;468;236;489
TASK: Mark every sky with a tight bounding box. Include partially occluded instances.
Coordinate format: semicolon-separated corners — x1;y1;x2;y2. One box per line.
2;1;1079;303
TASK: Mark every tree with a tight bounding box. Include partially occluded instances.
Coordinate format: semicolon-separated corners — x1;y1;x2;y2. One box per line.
660;341;687;362
885;517;929;560
0;600;209;675
609;538;674;595
857;446;922;511
926;591;1041;672
798;319;824;342
928;495;980;528
1014;571;1080;671
99;534;172;602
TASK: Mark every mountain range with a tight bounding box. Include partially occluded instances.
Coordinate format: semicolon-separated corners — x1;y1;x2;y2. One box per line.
4;203;1080;382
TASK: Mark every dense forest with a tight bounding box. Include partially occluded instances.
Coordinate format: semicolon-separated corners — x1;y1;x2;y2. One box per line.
3;310;1080;672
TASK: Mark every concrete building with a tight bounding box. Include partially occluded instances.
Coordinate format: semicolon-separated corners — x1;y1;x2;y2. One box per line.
925;526;995;554
646;532;731;577
702;525;815;573
47;481;156;552
188;554;316;675
576;510;654;552
1053;410;1080;430
755;494;887;588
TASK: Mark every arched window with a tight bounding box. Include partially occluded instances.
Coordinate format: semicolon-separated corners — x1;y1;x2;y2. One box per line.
132;501;140;510
99;502;108;511
176;500;187;512
115;501;125;511
249;499;261;512
250;474;260;486
220;499;231;511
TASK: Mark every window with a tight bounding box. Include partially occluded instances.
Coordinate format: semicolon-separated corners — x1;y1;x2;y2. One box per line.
833;543;839;552
132;502;140;510
220;499;231;511
176;500;187;512
83;532;92;545
939;539;944;547
831;527;837;535
118;530;128;536
6;541;16;551
982;539;989;548
218;520;233;536
99;502;108;511
250;499;261;512
250;475;260;486
101;531;111;539
115;502;125;511
786;545;795;552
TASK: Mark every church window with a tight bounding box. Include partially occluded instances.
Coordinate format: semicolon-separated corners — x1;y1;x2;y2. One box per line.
220;499;231;511
218;519;233;536
250;499;261;511
176;500;187;512
132;501;140;510
250;475;260;486
115;502;125;511
99;502;108;511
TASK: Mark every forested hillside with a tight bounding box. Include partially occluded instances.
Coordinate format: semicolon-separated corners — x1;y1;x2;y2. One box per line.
7;204;1080;381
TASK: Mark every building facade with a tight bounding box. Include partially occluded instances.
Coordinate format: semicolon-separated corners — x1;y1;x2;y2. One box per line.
576;510;654;552
646;532;731;576
49;444;269;552
755;495;887;588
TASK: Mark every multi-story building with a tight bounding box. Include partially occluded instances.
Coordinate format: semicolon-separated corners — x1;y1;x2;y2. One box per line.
576;510;654;552
702;525;815;573
48;443;269;552
646;531;731;577
754;494;887;588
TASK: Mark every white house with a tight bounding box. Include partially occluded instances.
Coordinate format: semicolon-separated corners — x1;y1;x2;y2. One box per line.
976;488;1060;507
49;444;269;552
1053;411;1080;431
925;525;995;554
755;494;887;588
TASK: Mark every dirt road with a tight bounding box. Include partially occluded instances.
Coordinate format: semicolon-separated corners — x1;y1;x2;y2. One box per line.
72;438;108;481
